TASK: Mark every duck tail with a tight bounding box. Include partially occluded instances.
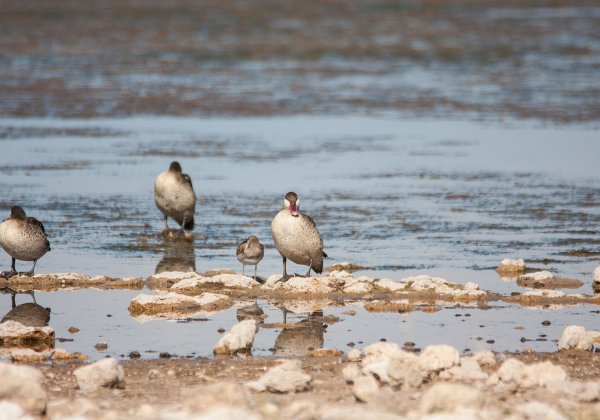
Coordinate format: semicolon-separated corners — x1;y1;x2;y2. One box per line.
46;239;51;252
183;216;195;231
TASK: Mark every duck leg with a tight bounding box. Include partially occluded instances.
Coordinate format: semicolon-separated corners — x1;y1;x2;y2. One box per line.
176;216;187;238
242;264;246;276
163;215;169;231
19;259;37;277
0;258;18;279
294;259;313;278
305;262;312;277
282;307;289;324
277;257;292;283
253;265;257;281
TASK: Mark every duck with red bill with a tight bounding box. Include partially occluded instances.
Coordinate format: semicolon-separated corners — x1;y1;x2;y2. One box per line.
271;192;327;281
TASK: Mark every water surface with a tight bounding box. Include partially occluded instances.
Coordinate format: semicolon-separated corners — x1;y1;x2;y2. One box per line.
0;116;599;359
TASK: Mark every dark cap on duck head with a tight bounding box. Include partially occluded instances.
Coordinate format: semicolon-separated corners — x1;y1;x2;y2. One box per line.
169;161;182;173
10;206;26;220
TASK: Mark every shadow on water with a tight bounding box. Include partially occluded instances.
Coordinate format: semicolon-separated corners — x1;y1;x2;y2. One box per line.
155;238;196;275
1;290;50;327
272;311;324;357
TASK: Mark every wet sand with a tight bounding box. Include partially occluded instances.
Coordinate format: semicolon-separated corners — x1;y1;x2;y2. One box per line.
27;350;600;419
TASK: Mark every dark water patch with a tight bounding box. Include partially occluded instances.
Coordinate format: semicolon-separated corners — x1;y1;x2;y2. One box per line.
526;258;564;265
559;249;600;257
0;126;128;140
0;160;92;174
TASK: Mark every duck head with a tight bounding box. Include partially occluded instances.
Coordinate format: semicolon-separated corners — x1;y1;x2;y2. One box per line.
284;192;300;217
247;235;260;245
10;206;26;221
169;161;182;173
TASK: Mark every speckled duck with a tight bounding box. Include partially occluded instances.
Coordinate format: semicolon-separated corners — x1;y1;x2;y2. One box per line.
0;206;51;278
154;161;196;232
271;192;327;280
236;235;264;281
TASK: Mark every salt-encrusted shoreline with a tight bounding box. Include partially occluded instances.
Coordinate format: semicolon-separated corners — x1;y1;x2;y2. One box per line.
0;273;143;291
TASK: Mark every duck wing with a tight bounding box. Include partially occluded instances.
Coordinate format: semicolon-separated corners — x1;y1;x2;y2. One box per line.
181;173;194;189
27;217;51;251
236;239;248;257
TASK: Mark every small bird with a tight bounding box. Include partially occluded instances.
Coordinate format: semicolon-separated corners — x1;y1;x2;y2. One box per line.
0;206;51;278
271;192;327;281
236;235;264;282
154;161;196;234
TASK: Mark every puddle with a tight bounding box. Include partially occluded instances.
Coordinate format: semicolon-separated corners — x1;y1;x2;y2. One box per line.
0;116;599;360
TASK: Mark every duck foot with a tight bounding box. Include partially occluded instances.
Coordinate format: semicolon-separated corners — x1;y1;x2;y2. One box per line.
0;269;18;279
160;228;191;240
276;274;294;283
18;270;35;277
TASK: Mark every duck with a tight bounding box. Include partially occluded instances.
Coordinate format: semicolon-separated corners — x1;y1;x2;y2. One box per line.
154;161;196;233
236;235;264;282
0;206;51;278
271;192;327;281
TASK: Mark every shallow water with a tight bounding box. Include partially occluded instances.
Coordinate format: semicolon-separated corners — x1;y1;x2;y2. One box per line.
0;116;599;359
2;1;599;122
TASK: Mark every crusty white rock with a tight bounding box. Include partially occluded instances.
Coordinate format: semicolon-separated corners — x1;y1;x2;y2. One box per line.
419;383;484;414
558;325;594;351
0;363;47;415
214;319;257;355
496;258;526;274
419;345;460;372
352;375;380;402
246;360;311;393
73;358;125;392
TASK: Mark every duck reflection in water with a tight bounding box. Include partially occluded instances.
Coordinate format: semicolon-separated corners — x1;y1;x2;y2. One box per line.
1;288;50;327
155;239;196;274
273;310;324;357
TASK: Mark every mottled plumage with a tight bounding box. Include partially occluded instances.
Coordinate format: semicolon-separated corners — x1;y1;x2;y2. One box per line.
236;235;264;281
154;161;196;231
271;192;327;279
0;206;51;278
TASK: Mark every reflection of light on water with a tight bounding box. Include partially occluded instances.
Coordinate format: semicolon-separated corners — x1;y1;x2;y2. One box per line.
0;117;598;359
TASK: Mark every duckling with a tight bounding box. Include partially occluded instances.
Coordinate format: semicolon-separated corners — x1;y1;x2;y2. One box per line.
0;206;51;278
154;161;196;234
236;235;264;282
271;192;327;281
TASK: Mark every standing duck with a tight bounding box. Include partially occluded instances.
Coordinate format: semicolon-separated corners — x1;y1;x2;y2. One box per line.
236;235;264;282
271;192;327;280
154;161;196;233
0;206;51;278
